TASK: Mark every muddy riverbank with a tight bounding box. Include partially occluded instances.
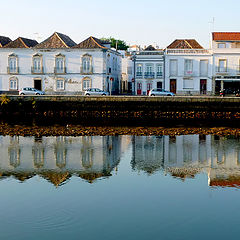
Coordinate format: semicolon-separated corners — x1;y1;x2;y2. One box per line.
1;124;240;137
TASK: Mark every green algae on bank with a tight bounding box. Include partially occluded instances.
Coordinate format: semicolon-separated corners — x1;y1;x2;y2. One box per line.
0;124;240;137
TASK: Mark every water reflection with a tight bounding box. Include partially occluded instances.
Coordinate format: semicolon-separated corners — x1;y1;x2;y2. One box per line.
1;134;240;188
0;136;121;185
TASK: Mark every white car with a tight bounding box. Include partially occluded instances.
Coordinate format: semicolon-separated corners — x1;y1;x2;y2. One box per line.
148;88;175;96
19;87;45;95
84;88;109;96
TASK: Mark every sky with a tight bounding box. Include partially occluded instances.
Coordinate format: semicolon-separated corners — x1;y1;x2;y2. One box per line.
0;0;240;49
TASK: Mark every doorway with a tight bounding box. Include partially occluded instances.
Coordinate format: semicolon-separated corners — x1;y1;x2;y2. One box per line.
157;81;162;89
147;83;152;95
200;79;207;94
34;79;42;91
170;79;176;93
137;82;142;95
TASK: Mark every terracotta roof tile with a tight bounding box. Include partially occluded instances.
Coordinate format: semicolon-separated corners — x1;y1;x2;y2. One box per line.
166;39;203;49
3;37;38;48
212;32;240;41
73;36;107;49
0;36;11;47
35;32;76;49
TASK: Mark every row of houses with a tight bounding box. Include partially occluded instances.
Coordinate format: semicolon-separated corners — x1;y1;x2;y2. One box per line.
123;32;240;95
1;32;240;95
0;32;121;94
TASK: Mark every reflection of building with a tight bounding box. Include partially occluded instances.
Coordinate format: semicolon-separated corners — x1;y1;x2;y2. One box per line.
131;136;164;174
0;136;122;185
131;135;240;188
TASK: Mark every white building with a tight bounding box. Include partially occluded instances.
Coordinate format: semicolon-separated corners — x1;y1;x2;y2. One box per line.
165;39;213;95
0;32;122;94
134;45;164;95
119;50;133;93
212;32;240;94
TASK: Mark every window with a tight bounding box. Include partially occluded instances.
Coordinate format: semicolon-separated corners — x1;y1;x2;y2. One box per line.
127;66;132;74
200;60;208;76
218;43;226;48
184;59;193;75
136;64;143;77
8;54;18;73
55;54;65;74
170;59;177;76
9;77;18;90
183;79;194;89
57;79;64;90
218;59;227;72
32;54;42;73
82;78;91;90
146;64;153;73
82;55;92;73
157;64;163;77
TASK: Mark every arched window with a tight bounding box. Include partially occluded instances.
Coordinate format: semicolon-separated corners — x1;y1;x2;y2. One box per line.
8;54;18;74
9;76;18;90
82;77;91;90
82;54;92;74
55;54;66;74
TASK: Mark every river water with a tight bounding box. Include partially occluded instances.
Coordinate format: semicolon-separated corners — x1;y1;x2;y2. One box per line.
0;134;240;240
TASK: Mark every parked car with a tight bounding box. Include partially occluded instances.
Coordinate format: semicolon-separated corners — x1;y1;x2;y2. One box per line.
84;88;109;96
19;87;45;95
148;88;175;96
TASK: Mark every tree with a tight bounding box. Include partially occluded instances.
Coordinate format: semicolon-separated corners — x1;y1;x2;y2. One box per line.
101;37;129;50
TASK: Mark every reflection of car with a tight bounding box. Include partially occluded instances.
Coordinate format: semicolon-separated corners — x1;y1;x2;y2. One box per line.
149;88;175;96
84;88;109;96
19;87;45;95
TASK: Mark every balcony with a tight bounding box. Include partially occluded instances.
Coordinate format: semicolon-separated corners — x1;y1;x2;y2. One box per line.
7;67;19;74
166;49;210;54
156;72;163;78
215;67;228;75
31;67;44;74
184;70;194;77
81;66;93;74
136;72;143;78
144;72;155;79
54;67;66;74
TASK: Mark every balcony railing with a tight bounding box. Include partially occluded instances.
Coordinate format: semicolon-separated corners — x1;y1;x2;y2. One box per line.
7;67;19;74
81;66;93;74
166;49;210;54
156;72;163;78
136;72;143;78
54;67;66;74
31;67;44;74
215;67;228;74
144;72;155;79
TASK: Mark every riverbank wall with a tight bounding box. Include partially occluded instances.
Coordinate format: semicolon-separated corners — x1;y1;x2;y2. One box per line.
1;96;240;126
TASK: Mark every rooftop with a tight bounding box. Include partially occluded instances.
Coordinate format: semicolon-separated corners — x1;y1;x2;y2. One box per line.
3;37;38;48
35;32;76;49
212;32;240;41
73;36;107;49
0;35;12;47
166;39;203;49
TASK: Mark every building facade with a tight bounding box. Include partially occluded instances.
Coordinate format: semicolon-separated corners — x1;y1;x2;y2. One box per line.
0;32;121;94
212;32;240;94
133;45;164;95
165;39;213;95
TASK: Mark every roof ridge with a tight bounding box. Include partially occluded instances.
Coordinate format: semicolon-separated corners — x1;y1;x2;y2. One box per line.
90;36;106;49
19;37;29;48
184;40;193;49
55;32;68;48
